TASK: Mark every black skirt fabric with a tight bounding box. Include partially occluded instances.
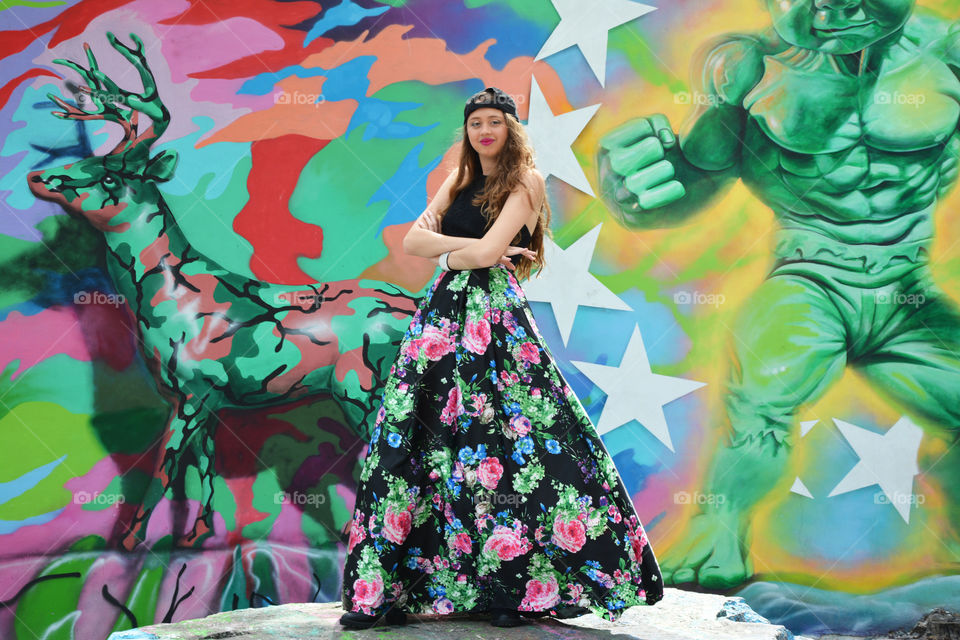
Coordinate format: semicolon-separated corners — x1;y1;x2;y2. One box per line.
340;264;663;621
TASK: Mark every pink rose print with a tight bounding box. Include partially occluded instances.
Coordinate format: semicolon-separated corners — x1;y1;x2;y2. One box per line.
347;514;366;554
534;525;546;545
510;414;531;436
470;392;487;413
477;457;504;490
463;316;491;354
630;527;649;563
519;576;560;611
421;324;455;361
608;504;622;523
441;385;465;425
383;505;412;545
433;597;454;614
450;531;472;554
404;338;422;359
483;525;532;561
352;576;384;612
499;370;520;386
519;341;541;364
551;516;586;553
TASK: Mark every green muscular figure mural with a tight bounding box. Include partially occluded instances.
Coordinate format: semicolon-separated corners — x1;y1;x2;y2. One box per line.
598;1;960;588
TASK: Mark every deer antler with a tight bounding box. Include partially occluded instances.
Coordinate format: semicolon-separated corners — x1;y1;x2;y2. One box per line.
48;32;169;155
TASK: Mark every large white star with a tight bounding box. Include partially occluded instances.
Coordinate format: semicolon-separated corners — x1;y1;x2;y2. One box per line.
568;324;705;450
521;223;631;346
536;0;657;87
525;76;600;196
828;416;924;523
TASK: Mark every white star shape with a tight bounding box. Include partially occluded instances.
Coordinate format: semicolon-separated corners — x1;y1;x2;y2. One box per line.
569;324;705;450
536;0;657;87
828;416;923;523
521;223;631;346
525;76;600;196
790;420;819;498
790;477;814;499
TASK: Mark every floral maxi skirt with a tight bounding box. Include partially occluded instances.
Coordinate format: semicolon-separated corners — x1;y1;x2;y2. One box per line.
340;264;664;621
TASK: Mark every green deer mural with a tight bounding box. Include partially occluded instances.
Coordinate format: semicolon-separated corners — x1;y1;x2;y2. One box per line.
25;32;420;552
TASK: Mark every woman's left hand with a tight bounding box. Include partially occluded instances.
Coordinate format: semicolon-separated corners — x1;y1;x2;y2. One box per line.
416;209;441;232
497;247;536;270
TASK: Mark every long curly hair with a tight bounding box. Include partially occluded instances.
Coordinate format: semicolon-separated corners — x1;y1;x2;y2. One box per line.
439;112;553;283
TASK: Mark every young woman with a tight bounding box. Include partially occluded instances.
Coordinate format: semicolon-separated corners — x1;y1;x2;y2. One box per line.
339;87;664;630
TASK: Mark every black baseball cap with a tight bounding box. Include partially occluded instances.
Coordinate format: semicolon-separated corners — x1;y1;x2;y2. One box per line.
464;87;519;124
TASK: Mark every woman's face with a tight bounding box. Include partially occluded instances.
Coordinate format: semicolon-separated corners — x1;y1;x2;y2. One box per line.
766;0;914;54
466;107;508;163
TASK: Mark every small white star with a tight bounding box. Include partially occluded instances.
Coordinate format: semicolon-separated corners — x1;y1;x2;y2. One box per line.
790;420;819;498
536;0;657;86
790;477;814;499
521;223;631;347
569;324;705;450
525;76;600;196
828;416;923;523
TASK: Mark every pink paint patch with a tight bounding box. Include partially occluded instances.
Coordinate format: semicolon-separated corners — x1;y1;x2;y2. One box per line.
75;553;143;640
0;305;136;379
157;17;285;83
1;456;123;557
126;0;190;24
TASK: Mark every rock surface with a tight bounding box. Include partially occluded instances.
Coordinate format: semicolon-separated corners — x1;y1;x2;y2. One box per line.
106;588;818;639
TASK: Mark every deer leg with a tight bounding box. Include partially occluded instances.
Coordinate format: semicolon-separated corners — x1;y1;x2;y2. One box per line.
119;398;209;551
178;422;217;548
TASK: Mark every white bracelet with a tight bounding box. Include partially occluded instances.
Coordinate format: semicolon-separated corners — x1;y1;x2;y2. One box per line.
439;251;451;271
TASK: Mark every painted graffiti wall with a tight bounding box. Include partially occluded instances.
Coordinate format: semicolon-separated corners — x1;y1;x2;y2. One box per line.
1;0;959;637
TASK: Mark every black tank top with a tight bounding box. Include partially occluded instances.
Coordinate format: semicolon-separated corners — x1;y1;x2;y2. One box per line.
440;173;532;266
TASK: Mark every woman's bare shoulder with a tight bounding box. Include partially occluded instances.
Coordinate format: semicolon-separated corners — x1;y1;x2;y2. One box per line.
514;168;545;205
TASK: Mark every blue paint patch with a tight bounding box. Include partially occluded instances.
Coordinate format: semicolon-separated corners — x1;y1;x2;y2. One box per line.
370;143;440;231
155;116;251;200
389;0;552;70
243;58;437;142
347;99;435;141
1;83;106;210
0;455;66;506
0;508;65;536
0;455;70;535
239;66;328;96
303;0;391;46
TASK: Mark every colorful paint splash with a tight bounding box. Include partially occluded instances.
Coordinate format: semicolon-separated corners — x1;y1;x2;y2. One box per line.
1;1;959;638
